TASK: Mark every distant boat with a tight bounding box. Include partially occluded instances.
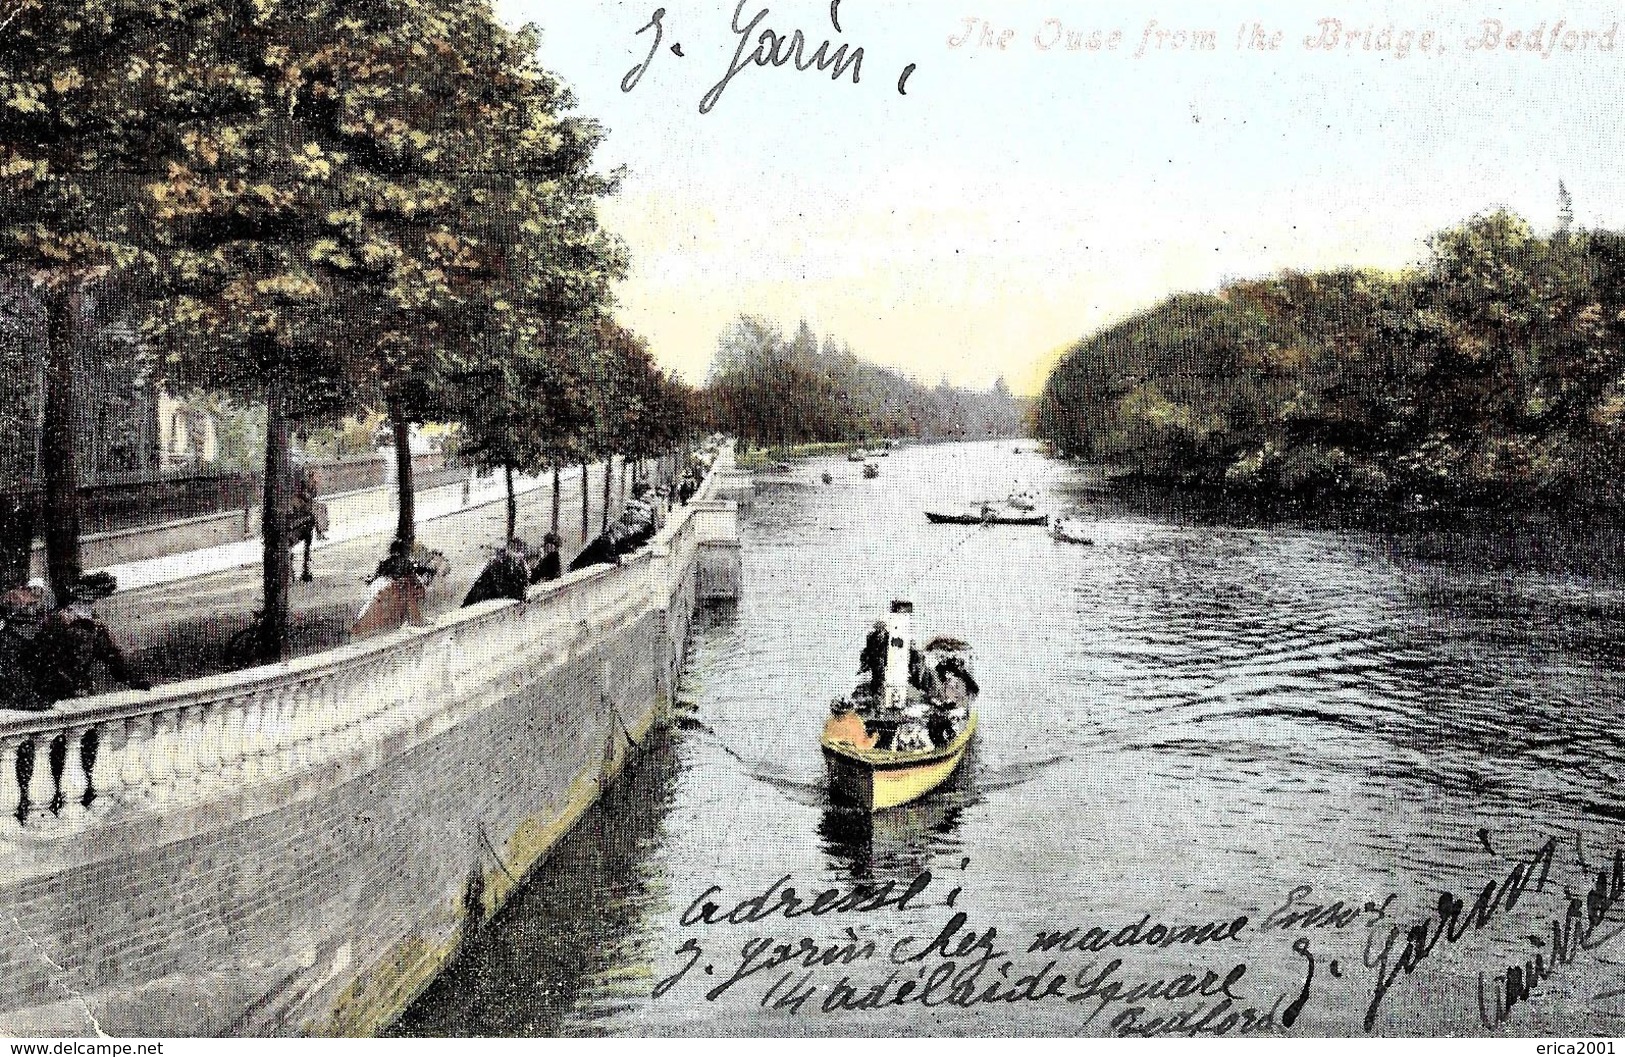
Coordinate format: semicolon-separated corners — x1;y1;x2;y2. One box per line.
847;449;870;462
862;462;881;479
1051;516;1094;545
1007;490;1039;511
925;506;1048;526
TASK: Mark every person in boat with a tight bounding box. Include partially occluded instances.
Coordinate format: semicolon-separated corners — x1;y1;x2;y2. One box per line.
823;697;877;751
28;579;151;702
893;722;931;752
935;654;980;697
530;532;563;584
926;700;960;748
908;647;942;699
857;621;889;694
462;539;533;607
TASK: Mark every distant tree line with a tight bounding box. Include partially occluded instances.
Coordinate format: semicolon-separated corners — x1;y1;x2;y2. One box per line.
703;316;1029;448
0;0;696;662
1036;209;1625;507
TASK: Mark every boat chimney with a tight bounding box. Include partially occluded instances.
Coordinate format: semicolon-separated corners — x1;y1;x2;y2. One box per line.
885;600;913;707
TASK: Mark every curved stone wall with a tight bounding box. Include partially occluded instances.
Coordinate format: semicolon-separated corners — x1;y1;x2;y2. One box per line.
0;458;738;1037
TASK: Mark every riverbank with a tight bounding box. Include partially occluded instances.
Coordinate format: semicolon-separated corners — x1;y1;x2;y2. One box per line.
735;441;866;469
0;452;740;1038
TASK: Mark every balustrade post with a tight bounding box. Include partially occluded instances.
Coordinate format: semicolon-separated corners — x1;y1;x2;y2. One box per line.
74;725;101;811
185;702;219;790
45;732;67;816
238;692;272;784
7;736;36;824
144;709;177;804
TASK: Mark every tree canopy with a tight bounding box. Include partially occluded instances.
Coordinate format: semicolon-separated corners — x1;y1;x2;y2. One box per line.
1036;209;1625;506
703;315;1028;448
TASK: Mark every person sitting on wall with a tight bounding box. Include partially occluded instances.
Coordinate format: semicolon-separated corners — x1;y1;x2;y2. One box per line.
462;539;533;607
616;508;655;554
28;578;151;702
569;527;623;571
354;538;429;638
530;532;563;584
0;580;52;711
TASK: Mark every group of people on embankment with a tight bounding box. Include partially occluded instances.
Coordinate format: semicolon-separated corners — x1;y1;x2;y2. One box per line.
0;448;719;713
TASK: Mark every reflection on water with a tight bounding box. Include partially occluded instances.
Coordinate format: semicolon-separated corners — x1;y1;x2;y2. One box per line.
398;441;1625;1037
389;726;684;1037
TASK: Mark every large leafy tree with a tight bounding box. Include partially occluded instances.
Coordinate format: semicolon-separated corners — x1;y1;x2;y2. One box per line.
0;0;203;602
144;0;358;661
449;30;626;542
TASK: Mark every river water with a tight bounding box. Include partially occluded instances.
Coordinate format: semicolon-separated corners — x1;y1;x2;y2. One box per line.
395;440;1625;1038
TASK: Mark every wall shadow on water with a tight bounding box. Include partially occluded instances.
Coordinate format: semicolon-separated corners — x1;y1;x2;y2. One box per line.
387;724;684;1037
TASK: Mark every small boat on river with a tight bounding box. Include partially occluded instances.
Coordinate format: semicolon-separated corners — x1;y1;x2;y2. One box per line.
822;601;979;812
1051;516;1094;545
1008;490;1039;510
925;505;1048;526
847;449;870;462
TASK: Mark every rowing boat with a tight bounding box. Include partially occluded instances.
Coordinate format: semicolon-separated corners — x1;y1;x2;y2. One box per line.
925;509;1048;526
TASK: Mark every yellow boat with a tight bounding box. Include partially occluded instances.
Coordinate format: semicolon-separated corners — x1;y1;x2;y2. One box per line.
823;711;977;811
821;600;980;812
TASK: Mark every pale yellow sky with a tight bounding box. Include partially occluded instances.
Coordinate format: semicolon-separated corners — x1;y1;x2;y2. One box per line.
498;0;1625;394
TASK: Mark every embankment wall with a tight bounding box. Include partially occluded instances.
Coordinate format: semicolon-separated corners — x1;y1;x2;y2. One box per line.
0;466;738;1036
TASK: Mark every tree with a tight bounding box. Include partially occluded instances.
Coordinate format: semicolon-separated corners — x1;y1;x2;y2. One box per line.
0;1;205;602
448;28;625;544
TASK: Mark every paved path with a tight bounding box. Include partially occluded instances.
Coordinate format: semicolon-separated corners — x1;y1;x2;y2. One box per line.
94;459;639;685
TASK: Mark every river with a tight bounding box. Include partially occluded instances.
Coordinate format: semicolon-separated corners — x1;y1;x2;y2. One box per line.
393;439;1625;1038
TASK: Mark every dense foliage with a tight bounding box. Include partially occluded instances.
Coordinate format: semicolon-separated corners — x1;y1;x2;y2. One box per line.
1036;210;1625;506
0;0;696;658
704;317;1028;448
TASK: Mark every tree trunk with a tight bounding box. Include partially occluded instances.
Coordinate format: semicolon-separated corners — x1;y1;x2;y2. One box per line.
580;460;589;544
40;287;83;605
551;464;561;535
601;456;612;531
260;369;292;663
390;404;415;547
504;462;517;540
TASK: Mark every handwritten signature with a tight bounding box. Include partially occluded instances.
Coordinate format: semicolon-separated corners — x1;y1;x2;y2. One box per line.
622;2;918;114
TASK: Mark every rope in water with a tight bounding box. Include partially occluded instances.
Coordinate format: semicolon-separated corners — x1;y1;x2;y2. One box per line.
895;515;993;596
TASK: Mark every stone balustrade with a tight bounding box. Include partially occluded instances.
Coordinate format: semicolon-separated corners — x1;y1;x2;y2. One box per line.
0;450;735;864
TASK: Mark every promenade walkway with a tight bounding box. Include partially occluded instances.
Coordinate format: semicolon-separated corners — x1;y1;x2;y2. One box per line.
88;459;640;685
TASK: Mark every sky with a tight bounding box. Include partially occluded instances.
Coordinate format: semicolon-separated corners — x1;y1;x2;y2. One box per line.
493;0;1625;394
